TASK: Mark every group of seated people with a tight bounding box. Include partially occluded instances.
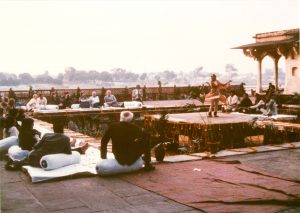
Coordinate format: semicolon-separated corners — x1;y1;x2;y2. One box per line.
25;87;144;111
222;90;278;116
0;108;154;173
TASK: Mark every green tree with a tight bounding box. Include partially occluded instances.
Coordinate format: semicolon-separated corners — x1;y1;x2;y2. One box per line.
28;86;33;98
8;88;16;100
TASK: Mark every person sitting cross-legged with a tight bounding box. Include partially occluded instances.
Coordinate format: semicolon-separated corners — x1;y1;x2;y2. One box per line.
100;111;155;172
28;120;72;167
104;90;118;107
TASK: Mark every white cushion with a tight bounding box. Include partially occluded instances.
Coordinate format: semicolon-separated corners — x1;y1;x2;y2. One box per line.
0;136;18;154
8;145;29;161
124;101;143;108
40;151;81;171
71;104;80;109
96;158;143;176
39;105;59;110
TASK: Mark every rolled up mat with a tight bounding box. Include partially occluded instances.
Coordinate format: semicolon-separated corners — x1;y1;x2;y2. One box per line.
0;136;18;154
40;151;81;171
96;158;143;176
39;105;59;110
123;101;143;107
8;145;29;161
71;104;80;109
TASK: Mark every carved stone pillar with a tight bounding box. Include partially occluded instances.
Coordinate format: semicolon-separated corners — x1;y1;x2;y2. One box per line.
257;59;263;93
273;57;279;90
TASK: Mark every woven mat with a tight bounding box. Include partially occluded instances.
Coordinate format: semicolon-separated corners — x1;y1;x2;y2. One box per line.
121;160;300;213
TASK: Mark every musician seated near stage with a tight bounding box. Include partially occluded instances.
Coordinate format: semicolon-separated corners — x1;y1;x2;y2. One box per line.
249;94;265;113
238;93;253;113
101;111;155;171
260;95;278;116
104;90;118;107
222;90;239;112
88;91;101;108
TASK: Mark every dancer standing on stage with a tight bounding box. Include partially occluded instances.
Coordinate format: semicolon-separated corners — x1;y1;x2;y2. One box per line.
206;74;231;117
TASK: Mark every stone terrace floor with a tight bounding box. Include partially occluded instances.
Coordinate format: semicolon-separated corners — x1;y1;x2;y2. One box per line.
1;149;300;213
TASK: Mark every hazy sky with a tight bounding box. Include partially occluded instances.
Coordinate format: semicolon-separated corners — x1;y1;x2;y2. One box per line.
0;0;299;76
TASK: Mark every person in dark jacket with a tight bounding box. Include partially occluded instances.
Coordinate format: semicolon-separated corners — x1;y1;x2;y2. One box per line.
28;120;71;167
101;111;154;171
238;93;253;113
19;118;40;151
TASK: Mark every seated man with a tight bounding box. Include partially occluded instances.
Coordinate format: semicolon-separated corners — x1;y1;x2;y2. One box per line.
28;120;71;167
104;90;118;107
26;94;39;111
132;85;143;102
261;95;277;116
79;92;90;108
238;93;253;113
59;92;72;109
38;93;47;106
88;91;100;108
250;94;265;113
48;92;60;105
222;90;239;112
101;111;154;171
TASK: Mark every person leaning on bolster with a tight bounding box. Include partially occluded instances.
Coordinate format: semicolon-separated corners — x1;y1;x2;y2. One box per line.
205;74;231;117
101;111;155;171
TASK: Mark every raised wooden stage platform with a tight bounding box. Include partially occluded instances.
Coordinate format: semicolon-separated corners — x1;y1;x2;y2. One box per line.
32;99;206;137
144;112;297;152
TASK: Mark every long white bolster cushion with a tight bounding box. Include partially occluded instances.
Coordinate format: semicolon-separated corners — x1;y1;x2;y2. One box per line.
96;158;143;176
0;136;18;154
39;105;59;110
40;151;81;171
123;101;143;108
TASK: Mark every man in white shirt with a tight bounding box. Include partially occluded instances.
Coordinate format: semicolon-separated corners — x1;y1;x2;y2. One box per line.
38;94;47;106
223;91;239;112
26;94;40;111
88;91;100;107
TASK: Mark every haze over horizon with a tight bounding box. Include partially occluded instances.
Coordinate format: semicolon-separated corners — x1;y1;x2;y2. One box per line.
0;0;299;76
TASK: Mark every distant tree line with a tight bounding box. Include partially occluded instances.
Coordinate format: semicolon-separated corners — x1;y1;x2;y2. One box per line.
0;64;285;87
0;71;63;86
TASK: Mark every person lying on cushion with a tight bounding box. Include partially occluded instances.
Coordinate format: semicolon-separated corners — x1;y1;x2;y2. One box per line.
28;120;72;167
101;111;155;171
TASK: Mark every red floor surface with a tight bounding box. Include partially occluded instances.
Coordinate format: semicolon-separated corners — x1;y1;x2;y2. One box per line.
122;160;300;213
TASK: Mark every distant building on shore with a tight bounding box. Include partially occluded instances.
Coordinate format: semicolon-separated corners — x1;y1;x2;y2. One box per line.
233;28;299;94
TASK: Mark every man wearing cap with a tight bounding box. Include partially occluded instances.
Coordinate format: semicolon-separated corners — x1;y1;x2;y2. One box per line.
101;111;155;171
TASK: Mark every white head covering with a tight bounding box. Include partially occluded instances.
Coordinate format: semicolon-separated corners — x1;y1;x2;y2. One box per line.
120;111;134;122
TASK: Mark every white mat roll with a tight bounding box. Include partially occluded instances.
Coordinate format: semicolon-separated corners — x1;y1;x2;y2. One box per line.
40;151;81;171
71;104;80;109
124;101;143;107
96;158;143;176
0;136;18;154
39;105;59;110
